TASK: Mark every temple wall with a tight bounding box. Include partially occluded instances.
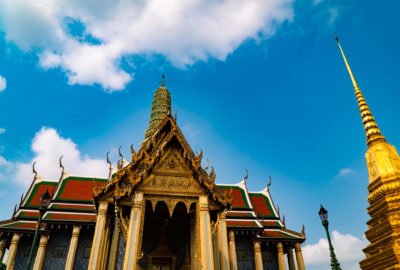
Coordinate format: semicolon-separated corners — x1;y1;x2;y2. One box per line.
42;227;71;270
262;244;279;270
13;235;31;270
73;226;94;270
115;232;126;270
235;234;255;270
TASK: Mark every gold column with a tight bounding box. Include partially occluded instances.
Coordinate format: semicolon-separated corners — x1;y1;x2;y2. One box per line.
287;247;296;270
107;222;120;270
123;192;144;270
294;243;305;270
65;226;81;270
199;195;215;270
228;231;238;270
100;221;111;270
33;235;49;270
88;201;109;270
253;240;263;270
217;212;230;270
277;242;287;270
0;239;6;262
5;233;21;270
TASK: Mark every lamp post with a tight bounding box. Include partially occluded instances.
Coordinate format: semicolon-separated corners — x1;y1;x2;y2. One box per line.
318;205;342;270
25;190;52;270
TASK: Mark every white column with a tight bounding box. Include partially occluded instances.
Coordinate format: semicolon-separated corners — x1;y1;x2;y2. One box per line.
65;226;80;270
295;243;305;270
5;233;21;270
228;231;238;270
123;192;144;270
199;195;215;270
33;235;50;270
88;201;108;270
254;240;263;270
217;211;230;270
277;242;287;270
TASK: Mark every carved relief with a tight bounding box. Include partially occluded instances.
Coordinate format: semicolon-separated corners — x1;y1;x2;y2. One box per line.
139;175;202;195
154;149;189;173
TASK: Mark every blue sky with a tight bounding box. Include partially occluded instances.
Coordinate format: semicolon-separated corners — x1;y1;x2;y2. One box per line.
1;0;400;269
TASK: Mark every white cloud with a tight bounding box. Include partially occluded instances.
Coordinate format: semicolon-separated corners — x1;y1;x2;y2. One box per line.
0;128;5;134
312;0;325;5
0;75;6;92
0;155;14;181
14;127;108;187
338;167;355;177
0;0;293;91
327;7;339;25
303;230;367;269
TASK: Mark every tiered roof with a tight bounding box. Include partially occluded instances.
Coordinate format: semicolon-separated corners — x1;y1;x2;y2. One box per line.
0;175;106;233
1;171;304;242
219;180;304;242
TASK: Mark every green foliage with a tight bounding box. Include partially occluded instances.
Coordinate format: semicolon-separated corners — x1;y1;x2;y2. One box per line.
0;262;6;270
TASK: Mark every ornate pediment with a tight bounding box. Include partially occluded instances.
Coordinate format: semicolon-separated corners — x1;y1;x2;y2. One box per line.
93;115;232;207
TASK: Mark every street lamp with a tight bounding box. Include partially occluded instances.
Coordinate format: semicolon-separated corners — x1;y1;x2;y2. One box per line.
25;190;52;270
318;205;342;270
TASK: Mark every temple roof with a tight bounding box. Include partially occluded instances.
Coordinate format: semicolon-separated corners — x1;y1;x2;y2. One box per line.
0;175;107;232
1;168;304;242
0;79;305;243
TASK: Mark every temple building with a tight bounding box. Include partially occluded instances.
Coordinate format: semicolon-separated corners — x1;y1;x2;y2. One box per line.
0;78;306;270
336;37;400;269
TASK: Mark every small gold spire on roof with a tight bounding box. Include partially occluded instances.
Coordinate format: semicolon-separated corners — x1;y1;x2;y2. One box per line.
335;34;386;146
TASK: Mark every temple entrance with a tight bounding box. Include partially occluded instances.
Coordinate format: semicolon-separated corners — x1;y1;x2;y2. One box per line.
141;200;191;270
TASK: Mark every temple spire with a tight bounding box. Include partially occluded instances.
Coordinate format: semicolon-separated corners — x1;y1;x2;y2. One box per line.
335;35;385;146
145;74;171;139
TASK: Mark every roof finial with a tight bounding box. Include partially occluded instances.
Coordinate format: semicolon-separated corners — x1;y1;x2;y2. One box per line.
244;169;249;183
335;34;385;146
160;73;166;87
59;155;65;174
32;161;38;180
106;151;113;180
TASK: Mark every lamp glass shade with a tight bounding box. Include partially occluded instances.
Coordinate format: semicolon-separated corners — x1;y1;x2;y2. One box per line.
318;205;328;221
40;190;52;208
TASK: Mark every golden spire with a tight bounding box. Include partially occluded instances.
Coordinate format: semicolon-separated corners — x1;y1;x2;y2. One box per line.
335;34;385;146
145;74;171;139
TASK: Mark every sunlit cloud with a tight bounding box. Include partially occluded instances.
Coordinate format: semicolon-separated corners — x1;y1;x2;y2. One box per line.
0;75;6;92
0;0;293;91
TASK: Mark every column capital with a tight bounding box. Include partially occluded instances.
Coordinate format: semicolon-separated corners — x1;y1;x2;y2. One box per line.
11;233;21;244
38;235;49;247
253;240;261;253
229;230;235;241
98;201;109;215
199;195;209;211
294;242;302;251
277;242;284;252
72;225;81;237
132;191;144;208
